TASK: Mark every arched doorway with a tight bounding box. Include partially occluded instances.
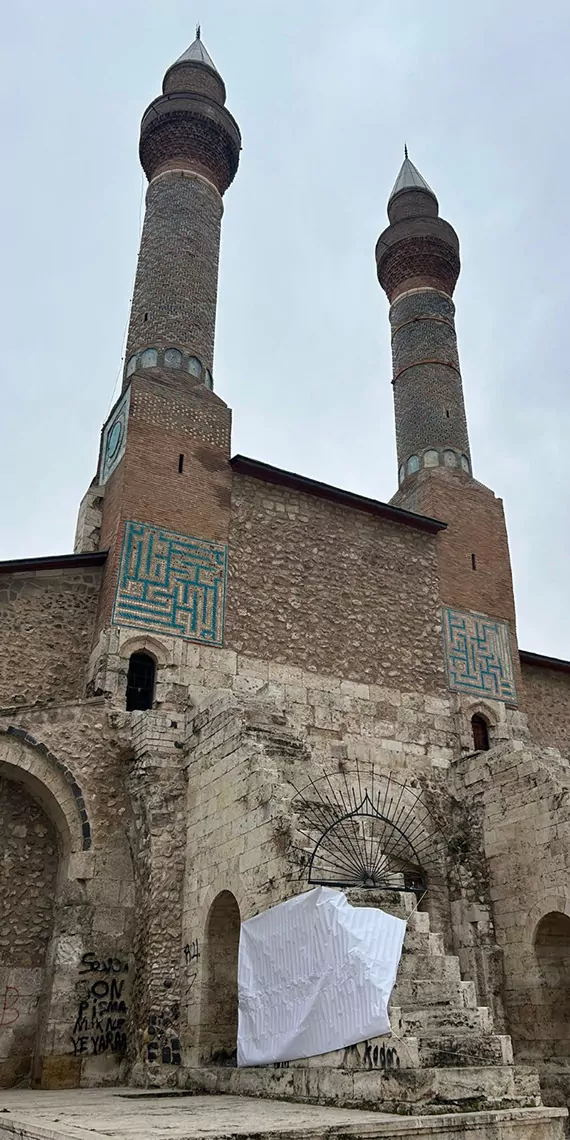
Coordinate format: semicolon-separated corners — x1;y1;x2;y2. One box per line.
199;891;240;1064
0;774;60;1087
534;912;570;1051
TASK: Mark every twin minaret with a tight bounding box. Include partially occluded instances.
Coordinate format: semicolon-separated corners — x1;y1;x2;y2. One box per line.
120;33;472;491
123;31;240;390
376;155;471;491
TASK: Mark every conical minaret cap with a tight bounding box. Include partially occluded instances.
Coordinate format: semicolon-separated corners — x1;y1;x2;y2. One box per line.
173;30;221;75
387;150;439;222
162;27;226;103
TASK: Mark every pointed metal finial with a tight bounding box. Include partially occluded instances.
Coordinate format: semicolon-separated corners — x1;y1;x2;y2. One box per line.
196;23;201;39
404;143;408;160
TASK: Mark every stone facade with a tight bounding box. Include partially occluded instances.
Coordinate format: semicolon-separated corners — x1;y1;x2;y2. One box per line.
0;566;102;708
1;30;570;1140
522;661;570;758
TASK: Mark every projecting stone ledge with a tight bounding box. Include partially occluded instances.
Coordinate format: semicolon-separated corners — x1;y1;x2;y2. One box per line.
0;1091;566;1140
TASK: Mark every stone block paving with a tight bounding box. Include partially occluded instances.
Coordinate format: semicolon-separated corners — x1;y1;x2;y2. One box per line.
0;1090;566;1140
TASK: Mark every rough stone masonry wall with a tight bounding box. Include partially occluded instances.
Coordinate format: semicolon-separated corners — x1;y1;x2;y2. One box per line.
0;569;102;708
0;776;59;1087
451;740;570;1107
225;474;445;694
522;663;570;759
0;701;136;1089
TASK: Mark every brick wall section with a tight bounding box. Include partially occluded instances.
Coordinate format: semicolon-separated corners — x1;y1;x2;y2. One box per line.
224;473;446;694
124;172;223;374
522;663;570;758
96;371;232;632
0;569;101;706
394;470;522;700
394;471;516;628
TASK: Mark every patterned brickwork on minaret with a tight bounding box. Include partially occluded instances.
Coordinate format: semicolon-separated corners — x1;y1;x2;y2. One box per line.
123;32;240;384
376;156;471;488
377;154;522;701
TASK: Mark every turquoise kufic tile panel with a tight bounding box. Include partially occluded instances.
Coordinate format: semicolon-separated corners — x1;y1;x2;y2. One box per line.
113;521;227;644
100;387;131;485
442;607;517;704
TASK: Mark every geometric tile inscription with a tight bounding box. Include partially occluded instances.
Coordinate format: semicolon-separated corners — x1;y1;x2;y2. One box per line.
113;521;227;645
442;607;518;704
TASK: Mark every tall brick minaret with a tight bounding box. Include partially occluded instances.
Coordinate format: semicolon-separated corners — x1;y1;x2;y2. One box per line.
77;31;241;644
123;29;241;385
376;153;521;694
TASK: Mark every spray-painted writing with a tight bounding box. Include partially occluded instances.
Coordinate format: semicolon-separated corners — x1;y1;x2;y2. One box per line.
183;940;199;966
71;953;129;1057
0;986;19;1028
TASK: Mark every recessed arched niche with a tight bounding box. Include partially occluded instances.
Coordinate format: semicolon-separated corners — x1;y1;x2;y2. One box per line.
141;348;158;369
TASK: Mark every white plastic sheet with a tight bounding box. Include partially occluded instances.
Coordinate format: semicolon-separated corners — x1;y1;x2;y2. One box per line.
237;886;406;1067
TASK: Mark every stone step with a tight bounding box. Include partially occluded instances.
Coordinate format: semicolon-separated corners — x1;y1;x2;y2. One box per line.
406;910;430;933
417;1033;513;1069
377;1063;524;1111
397;953;461;982
199;1062;543;1115
287;1032;513;1073
402;930;444;956
392;977;464;1008
391;1004;494;1036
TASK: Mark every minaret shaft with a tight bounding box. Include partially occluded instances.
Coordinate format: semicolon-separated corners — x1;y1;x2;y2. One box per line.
390;287;471;481
124;171;223;381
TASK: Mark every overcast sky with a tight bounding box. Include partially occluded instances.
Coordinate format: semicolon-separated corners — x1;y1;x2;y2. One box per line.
0;1;568;658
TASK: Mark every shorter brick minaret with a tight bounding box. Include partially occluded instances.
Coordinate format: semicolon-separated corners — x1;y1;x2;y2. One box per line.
376;153;520;685
376;151;471;488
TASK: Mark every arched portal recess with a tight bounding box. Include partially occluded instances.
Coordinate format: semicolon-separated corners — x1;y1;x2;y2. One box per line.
532;911;570;1081
199;890;240;1065
0;773;60;1088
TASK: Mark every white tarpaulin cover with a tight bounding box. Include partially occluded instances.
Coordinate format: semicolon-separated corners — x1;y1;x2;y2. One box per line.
237;886;406;1067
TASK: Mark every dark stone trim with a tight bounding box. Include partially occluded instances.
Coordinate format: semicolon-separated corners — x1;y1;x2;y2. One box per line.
3;726;92;850
230;455;447;534
520;650;570;675
0;551;108;574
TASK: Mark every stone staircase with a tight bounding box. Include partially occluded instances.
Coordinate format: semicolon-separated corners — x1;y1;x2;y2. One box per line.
185;890;557;1124
256;893;542;1116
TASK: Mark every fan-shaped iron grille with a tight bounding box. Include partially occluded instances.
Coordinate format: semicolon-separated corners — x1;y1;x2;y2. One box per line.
291;766;444;893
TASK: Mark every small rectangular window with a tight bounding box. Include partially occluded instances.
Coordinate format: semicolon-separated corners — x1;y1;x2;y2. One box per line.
178;454;184;474
471;553;477;570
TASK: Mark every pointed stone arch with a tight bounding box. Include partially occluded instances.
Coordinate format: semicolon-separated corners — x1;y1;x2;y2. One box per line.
0;727;92;859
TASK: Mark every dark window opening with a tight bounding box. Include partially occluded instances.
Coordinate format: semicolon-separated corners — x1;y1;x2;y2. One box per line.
178;453;184;474
445;409;450;418
471;714;490;752
471;553;477;570
126;652;156;711
143;312;149;322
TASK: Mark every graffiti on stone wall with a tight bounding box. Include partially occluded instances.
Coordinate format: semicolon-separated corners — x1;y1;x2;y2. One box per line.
183;939;199;997
342;1039;400;1070
0;985;19;1028
146;1003;181;1065
183;940;199;966
71;952;129;1057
